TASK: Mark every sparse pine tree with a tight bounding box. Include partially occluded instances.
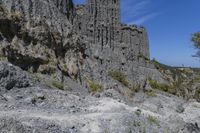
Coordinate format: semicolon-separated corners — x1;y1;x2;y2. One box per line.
192;32;200;57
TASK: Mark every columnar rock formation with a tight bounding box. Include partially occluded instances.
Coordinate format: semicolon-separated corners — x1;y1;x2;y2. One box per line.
0;0;162;90
85;0;120;47
75;0;149;58
73;0;155;86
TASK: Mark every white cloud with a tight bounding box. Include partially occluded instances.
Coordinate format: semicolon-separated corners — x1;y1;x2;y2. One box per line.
121;0;160;25
128;12;160;25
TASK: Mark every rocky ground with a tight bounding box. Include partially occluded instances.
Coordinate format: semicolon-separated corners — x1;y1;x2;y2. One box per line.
0;61;200;133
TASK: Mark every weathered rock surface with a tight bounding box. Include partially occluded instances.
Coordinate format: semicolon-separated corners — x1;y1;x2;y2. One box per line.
0;61;199;133
74;0;156;88
0;0;165;100
0;0;86;81
0;61;34;90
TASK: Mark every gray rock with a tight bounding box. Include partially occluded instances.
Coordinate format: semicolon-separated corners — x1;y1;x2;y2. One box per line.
176;104;185;113
183;123;200;133
0;0;164;92
0;62;34;90
0;118;26;133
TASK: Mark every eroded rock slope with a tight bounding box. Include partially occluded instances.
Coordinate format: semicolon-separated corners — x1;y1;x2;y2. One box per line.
0;61;199;133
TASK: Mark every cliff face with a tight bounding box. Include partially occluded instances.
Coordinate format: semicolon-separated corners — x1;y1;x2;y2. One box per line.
0;0;85;80
0;0;163;92
73;0;161;88
53;0;75;23
75;0;149;57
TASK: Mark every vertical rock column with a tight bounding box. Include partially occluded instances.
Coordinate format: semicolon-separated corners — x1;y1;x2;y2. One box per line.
53;0;75;23
85;0;121;49
139;29;150;58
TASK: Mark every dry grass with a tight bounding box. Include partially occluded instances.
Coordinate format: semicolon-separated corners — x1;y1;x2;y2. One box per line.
108;70;129;87
149;79;177;95
87;79;102;93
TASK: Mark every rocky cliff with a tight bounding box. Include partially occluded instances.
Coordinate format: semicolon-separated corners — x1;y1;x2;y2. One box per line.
0;0;164;93
0;0;86;85
73;0;163;90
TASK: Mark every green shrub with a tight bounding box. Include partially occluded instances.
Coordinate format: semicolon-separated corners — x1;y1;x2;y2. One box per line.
88;79;102;93
135;109;142;116
35;73;44;81
195;88;200;100
108;70;129;87
149;79;160;89
147;116;160;127
52;80;64;90
167;87;177;95
0;57;7;61
132;84;140;93
0;45;7;61
193;76;200;82
145;90;157;97
149;79;177;95
27;67;33;73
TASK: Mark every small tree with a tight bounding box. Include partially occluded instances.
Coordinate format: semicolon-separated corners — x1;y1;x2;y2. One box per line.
192;32;200;57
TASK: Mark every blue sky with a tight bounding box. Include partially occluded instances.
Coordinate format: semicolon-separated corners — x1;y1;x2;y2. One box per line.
74;0;200;67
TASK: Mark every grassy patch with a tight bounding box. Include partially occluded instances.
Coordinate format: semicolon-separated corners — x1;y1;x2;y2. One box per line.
193;76;200;82
87;79;102;93
34;73;64;90
192;104;200;108
149;79;177;95
35;73;44;81
147;115;160;127
145;90;157;97
27;67;34;73
132;84;141;93
195;88;200;100
149;79;160;89
0;56;7;61
135;109;142;116
108;70;129;87
52;80;64;90
0;45;7;61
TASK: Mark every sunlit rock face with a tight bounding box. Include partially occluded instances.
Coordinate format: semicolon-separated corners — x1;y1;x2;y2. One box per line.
73;0;156;87
0;0;163;92
0;0;85;79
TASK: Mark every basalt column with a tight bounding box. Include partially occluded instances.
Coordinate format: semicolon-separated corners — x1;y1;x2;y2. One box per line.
86;0;120;49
